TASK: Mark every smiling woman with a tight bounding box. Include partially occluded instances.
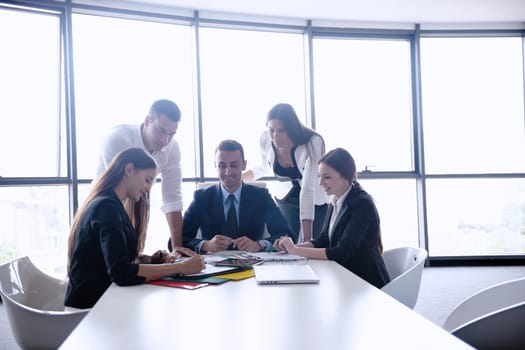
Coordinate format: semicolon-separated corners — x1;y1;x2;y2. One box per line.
273;147;390;288
65;148;205;309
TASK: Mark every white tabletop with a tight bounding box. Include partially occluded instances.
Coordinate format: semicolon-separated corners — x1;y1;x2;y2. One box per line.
60;259;472;350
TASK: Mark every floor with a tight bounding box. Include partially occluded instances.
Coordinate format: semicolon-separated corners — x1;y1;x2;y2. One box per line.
1;265;525;349
413;265;525;327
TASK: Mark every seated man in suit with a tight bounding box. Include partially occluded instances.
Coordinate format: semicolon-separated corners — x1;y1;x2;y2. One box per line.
180;139;295;253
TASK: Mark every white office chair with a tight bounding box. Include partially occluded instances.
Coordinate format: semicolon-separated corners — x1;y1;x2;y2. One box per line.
442;277;525;349
0;256;89;350
381;247;428;309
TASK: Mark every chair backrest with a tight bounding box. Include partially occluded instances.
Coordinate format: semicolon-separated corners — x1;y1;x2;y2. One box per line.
196;181;267;190
0;256;67;310
0;256;89;350
451;301;525;349
381;247;428;309
443;276;525;332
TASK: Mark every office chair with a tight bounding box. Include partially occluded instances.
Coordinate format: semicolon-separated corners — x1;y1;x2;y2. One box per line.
442;277;525;349
0;256;89;350
381;247;428;309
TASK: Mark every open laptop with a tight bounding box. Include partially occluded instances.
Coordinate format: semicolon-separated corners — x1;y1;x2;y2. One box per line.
253;264;320;285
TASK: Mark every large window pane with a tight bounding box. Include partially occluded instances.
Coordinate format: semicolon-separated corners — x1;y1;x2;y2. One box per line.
0;186;70;278
72;14;195;179
421;37;525;174
144;182;197;253
199;27;306;175
426;178;525;256
313;38;414;172
360;179;419;249
0;9;64;177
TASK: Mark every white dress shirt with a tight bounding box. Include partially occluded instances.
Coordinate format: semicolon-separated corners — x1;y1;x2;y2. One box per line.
329;185;352;243
249;131;329;221
96;123;183;213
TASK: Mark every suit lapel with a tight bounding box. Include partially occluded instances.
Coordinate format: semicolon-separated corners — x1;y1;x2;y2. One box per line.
330;189;355;245
332;204;348;232
237;184;250;232
211;184;227;228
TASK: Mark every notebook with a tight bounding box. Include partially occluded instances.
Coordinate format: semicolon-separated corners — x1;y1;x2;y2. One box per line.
253;264;320;285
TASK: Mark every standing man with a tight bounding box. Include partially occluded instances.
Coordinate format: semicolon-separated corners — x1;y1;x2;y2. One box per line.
96;99;193;256
178;139;294;253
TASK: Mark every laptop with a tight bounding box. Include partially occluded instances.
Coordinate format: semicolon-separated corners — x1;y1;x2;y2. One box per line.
253;264;320;285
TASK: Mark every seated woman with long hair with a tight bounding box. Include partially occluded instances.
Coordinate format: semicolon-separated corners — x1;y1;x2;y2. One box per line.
273;147;390;288
65;148;204;309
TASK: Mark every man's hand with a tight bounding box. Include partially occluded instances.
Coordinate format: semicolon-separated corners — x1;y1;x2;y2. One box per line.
202;235;234;252
152;250;177;264
171;246;196;257
234;236;262;252
273;236;295;253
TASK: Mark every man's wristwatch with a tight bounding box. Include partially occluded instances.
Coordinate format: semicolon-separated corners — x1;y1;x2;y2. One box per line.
258;240;268;251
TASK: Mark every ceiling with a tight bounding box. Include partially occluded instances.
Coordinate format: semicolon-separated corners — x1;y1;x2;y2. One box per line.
121;0;525;25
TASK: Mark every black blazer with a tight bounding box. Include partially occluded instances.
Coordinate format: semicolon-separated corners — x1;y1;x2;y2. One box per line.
312;185;390;288
65;191;145;309
182;183;294;251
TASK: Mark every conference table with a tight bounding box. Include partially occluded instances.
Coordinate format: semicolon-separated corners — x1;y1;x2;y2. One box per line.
60;258;472;350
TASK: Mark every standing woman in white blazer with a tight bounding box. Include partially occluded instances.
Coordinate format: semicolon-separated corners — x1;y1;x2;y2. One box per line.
243;103;329;243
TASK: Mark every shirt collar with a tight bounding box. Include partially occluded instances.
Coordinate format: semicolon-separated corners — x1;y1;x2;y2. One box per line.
220;183;243;204
332;184;352;211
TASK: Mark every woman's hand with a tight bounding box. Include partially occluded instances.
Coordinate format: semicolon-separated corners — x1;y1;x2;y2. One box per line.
178;255;206;275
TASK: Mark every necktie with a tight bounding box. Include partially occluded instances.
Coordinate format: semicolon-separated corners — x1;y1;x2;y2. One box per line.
226;194;239;237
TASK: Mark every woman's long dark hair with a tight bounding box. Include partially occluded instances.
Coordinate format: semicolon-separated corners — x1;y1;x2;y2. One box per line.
67;148;157;269
267;103;323;146
319;148;384;253
319;147;360;188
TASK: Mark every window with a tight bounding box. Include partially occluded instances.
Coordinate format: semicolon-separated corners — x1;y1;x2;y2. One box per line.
421;37;525;174
0;8;68;276
0;9;64;177
313;37;414;172
72;14;195;179
426;179;525;256
0;186;70;278
361;179;420;249
421;36;525;257
198;27;306;175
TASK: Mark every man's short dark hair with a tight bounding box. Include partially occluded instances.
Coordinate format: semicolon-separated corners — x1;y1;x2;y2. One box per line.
149;99;181;123
216;139;245;161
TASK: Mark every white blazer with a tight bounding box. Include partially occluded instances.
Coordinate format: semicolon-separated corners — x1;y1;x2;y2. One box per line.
249;131;329;221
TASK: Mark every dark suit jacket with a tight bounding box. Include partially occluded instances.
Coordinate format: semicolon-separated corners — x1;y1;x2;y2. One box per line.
65;191;145;309
182;183;294;251
311;185;390;288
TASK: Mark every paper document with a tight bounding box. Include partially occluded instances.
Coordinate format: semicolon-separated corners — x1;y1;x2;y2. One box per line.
249;251;307;263
203;250;307;263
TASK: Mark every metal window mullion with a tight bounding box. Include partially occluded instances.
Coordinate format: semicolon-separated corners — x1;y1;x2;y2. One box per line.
412;24;429;255
63;0;78;221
